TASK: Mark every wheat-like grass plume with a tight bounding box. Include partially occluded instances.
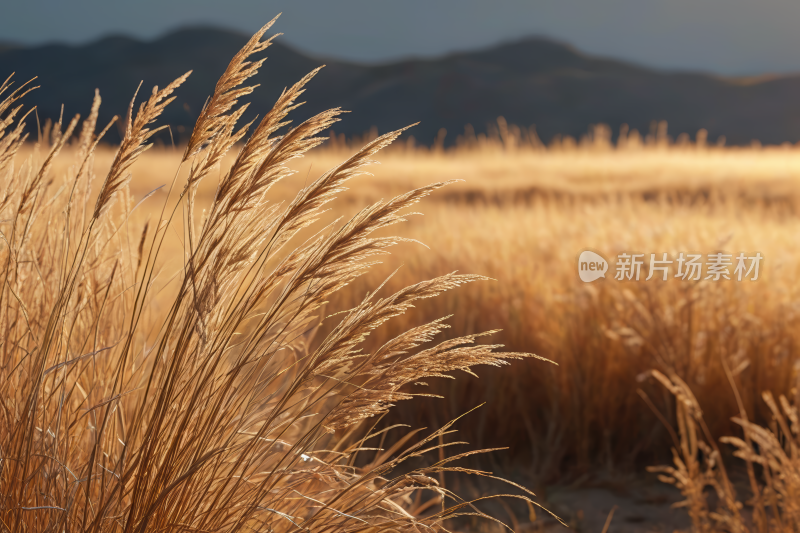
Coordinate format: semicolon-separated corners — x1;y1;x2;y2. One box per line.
93;73;190;220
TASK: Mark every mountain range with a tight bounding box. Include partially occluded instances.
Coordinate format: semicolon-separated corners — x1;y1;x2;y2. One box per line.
2;27;800;146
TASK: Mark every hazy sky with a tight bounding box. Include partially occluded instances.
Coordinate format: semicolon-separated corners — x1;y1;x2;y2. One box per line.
2;0;798;76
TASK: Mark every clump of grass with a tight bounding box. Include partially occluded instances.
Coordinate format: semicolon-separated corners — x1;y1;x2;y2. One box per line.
646;369;800;531
0;19;557;533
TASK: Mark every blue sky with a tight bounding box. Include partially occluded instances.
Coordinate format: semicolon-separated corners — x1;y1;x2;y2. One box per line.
2;0;798;75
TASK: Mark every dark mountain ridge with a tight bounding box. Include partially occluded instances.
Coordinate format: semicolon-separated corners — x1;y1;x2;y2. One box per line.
2;27;800;146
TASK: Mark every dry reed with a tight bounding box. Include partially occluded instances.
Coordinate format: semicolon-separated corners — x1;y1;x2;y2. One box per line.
0;20;557;533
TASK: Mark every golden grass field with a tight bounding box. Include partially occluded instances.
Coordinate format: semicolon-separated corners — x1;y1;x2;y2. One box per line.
6;22;800;532
40;136;800;469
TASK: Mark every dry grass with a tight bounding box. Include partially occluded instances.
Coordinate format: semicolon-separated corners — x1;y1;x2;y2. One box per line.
21;108;800;481
50;129;800;478
9;21;800;532
0;21;559;533
645;369;800;532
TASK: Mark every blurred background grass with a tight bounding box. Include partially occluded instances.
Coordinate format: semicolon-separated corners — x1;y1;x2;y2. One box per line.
38;129;800;485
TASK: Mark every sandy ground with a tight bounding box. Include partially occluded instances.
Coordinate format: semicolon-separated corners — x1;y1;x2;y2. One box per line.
539;480;691;532
448;474;692;533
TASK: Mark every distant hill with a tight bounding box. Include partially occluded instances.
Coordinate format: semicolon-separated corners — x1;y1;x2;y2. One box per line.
2;27;800;146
